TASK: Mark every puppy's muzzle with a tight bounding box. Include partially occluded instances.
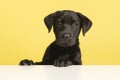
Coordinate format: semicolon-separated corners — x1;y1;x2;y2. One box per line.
62;33;71;40
56;33;72;47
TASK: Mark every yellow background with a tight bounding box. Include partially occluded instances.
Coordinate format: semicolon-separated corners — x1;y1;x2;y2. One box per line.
0;0;120;65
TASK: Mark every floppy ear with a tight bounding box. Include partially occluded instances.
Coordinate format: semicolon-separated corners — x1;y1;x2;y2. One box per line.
77;12;92;36
44;11;60;32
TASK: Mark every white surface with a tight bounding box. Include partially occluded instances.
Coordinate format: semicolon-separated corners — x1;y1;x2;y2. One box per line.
0;65;120;80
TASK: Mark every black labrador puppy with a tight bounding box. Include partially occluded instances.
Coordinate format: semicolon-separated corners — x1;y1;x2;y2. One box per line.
19;10;92;67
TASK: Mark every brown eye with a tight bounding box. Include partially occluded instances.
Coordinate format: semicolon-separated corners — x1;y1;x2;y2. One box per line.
72;22;79;29
56;19;62;25
72;19;76;23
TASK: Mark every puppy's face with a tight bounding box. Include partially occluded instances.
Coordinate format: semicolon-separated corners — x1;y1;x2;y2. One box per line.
53;11;81;47
44;10;92;47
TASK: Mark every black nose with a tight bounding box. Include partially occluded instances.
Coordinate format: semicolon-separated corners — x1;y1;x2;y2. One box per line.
62;33;71;40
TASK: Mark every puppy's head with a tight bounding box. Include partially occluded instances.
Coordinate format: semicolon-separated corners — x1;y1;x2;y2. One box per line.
44;10;92;47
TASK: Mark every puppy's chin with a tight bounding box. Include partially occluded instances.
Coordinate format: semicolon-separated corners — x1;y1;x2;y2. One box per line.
55;40;76;47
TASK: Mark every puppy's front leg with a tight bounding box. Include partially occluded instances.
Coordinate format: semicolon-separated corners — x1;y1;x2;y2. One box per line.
53;54;73;67
54;59;73;67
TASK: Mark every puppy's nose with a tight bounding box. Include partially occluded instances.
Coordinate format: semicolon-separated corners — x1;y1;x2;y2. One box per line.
62;33;71;40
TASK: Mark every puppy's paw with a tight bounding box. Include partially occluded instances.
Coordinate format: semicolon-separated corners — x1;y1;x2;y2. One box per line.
19;59;34;66
54;59;72;67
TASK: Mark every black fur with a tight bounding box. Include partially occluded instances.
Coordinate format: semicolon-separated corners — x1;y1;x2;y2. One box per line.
19;10;92;67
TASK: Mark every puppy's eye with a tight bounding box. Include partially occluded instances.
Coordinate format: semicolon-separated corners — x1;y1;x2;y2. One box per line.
72;20;78;25
72;20;76;23
72;22;79;28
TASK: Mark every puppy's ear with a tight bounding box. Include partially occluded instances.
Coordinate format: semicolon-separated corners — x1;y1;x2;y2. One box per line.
77;12;92;36
44;11;60;32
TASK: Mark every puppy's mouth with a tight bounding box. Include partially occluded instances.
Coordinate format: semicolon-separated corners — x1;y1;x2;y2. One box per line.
55;38;75;47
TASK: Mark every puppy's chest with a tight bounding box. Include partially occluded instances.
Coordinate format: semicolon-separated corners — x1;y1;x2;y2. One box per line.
53;47;76;58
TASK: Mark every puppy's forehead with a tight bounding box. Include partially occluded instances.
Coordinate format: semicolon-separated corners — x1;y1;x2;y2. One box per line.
57;11;80;20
